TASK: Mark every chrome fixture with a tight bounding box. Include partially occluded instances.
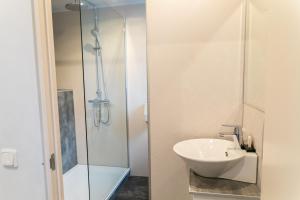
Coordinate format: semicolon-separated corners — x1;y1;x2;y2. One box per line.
65;0;111;127
88;11;111;127
219;124;243;146
65;0;96;11
65;0;86;11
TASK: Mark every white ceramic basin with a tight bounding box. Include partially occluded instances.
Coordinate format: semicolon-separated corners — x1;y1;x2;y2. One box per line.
173;138;246;177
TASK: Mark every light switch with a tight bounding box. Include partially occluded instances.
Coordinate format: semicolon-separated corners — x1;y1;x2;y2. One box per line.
1;149;18;168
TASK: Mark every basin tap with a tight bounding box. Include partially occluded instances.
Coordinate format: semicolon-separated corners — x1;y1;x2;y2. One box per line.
219;124;244;147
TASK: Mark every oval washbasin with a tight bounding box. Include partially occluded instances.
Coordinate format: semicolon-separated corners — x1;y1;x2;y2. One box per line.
173;138;245;177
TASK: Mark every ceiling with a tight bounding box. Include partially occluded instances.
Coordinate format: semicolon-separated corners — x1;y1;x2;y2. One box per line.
52;0;145;12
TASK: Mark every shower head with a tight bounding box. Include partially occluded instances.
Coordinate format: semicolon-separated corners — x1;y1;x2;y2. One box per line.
65;0;96;11
91;29;100;38
65;3;80;11
65;0;87;11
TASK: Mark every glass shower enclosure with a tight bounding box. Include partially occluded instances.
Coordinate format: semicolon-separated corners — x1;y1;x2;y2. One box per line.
80;1;129;199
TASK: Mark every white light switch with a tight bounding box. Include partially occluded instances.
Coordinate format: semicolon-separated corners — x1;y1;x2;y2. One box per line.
1;149;18;168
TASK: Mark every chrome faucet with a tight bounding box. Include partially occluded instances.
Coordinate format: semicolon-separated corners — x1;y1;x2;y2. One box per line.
219;124;244;146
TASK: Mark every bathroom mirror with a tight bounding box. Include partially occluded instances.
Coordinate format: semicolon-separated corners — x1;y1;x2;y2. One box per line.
244;1;268;111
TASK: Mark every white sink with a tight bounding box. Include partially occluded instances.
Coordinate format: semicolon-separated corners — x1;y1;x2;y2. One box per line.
174;137;257;183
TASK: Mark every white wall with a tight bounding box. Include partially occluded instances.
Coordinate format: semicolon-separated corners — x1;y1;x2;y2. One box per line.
0;1;47;200
126;7;148;177
53;11;88;165
147;0;244;199
242;0;269;189
260;1;300;199
244;0;267;111
117;4;149;177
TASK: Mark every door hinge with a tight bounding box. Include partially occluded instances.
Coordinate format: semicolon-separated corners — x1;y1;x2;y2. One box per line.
50;153;56;171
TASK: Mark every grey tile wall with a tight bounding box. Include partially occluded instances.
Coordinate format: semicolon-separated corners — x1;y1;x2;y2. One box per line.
57;90;78;174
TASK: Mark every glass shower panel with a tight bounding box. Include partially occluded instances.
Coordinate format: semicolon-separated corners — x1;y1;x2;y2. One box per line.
80;1;129;200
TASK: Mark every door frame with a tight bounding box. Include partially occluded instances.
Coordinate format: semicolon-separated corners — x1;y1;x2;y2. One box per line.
31;1;152;200
31;0;64;199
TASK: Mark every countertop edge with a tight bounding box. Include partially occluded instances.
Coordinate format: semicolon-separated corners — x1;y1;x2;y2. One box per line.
189;185;260;199
189;171;261;199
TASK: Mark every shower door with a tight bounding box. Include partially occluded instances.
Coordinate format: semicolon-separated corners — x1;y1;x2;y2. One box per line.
80;1;129;200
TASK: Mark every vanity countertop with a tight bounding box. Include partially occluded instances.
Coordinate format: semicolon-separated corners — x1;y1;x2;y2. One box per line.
189;171;260;199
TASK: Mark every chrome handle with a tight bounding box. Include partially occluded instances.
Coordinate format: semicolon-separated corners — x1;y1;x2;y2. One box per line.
222;124;242;136
219;132;234;137
222;124;241;128
221;124;243;146
219;132;235;135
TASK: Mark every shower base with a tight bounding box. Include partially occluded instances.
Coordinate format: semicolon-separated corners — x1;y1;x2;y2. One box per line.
63;164;130;200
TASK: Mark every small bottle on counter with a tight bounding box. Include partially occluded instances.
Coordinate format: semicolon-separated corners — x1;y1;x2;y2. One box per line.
246;135;256;152
247;136;252;148
241;128;256;152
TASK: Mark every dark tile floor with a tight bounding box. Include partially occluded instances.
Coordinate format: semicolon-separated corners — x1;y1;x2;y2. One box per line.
112;176;149;200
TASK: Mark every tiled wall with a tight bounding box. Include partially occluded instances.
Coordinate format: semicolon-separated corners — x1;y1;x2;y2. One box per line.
57;90;78;173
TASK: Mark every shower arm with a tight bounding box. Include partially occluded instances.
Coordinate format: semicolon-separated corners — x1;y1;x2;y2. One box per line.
81;0;96;7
